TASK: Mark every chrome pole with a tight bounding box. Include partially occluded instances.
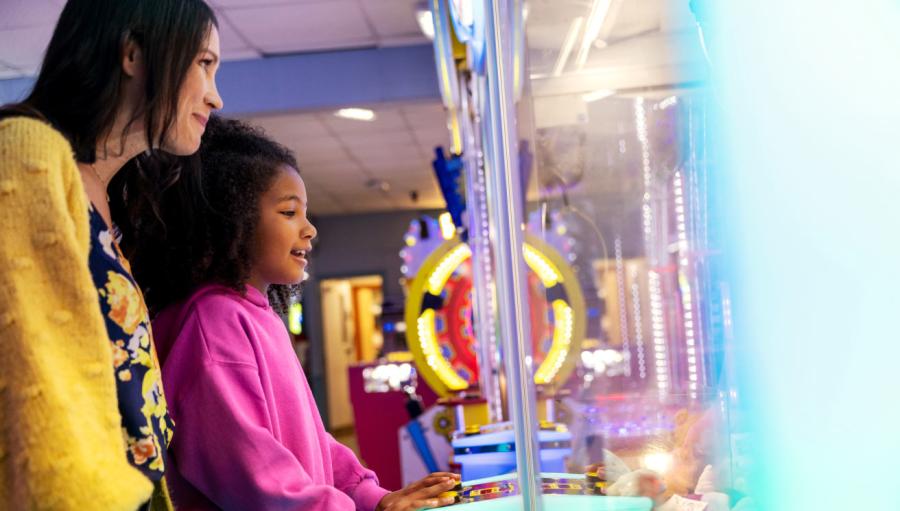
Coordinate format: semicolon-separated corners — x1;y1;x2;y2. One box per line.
482;0;542;508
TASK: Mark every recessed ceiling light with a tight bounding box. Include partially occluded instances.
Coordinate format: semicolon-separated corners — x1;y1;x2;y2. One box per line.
415;5;435;41
335;108;376;121
582;89;615;102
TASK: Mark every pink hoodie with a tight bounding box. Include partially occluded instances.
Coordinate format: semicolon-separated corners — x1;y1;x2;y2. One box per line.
153;284;389;511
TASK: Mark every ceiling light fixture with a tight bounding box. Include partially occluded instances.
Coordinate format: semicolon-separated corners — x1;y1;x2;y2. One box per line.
415;1;435;40
575;0;613;70
335;108;376;122
582;89;615;103
552;16;584;77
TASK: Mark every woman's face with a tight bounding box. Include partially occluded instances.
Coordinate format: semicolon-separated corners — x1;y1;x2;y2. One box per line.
163;25;224;155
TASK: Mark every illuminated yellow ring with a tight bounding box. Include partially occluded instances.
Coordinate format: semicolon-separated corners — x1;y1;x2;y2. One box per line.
405;234;585;397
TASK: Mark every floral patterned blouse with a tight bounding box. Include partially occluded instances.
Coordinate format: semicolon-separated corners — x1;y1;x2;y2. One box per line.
87;205;174;482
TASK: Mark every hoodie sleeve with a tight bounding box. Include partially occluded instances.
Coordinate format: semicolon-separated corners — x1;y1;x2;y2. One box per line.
328;433;390;511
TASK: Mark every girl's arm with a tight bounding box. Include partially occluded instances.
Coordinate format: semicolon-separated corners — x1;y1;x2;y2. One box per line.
0;117;153;509
165;310;361;511
327;433;390;510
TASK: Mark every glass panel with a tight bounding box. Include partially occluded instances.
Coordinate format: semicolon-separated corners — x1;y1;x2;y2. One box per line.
518;0;752;509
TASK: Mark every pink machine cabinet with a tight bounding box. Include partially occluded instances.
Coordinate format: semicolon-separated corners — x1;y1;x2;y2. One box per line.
348;361;440;490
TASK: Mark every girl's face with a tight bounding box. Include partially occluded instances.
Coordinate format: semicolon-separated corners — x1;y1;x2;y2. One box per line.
162;25;224;155
249;166;318;292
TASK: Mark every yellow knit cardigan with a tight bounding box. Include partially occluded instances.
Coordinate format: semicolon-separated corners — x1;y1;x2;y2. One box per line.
0;117;160;510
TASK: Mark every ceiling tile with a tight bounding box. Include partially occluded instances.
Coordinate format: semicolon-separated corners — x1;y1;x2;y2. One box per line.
376;166;433;181
295;149;353;166
247;113;332;142
329;193;395;212
323;109;407;134
338;130;415;148
359;0;427;43
224;1;374;54
289;135;345;153
206;100;451;215
0;25;53;70
412;129;451;149
302;162;368;184
211;12;251;53
208;0;323;8
347;143;421;162
0;0;61;30
362;159;430;174
401;101;447;127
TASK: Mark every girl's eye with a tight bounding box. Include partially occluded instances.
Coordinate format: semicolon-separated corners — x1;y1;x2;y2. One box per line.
200;58;214;68
280;211;296;218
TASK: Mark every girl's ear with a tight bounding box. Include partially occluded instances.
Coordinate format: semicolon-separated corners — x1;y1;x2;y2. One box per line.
121;34;145;79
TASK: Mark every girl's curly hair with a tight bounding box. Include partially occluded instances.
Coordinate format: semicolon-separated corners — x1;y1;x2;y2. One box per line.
113;116;302;315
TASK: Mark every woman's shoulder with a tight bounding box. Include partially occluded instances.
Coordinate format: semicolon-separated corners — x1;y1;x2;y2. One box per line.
0;116;73;158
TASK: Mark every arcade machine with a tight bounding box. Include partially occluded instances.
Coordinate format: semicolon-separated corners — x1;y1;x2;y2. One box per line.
408;0;752;510
399;205;586;482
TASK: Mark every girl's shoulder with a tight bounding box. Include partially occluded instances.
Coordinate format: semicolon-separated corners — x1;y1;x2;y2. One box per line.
177;284;272;337
154;284;262;367
187;283;254;309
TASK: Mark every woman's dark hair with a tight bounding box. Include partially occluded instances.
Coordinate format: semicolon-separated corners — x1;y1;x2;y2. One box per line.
116;116;303;315
0;0;217;163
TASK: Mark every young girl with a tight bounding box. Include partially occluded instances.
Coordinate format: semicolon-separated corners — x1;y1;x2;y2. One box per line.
0;0;221;508
127;117;458;510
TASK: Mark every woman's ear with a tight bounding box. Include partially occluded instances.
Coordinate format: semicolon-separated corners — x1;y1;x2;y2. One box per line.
121;35;145;79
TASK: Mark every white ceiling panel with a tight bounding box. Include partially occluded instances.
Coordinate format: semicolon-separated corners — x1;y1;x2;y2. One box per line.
338;130;415;148
323;108;408;134
347;143;421;163
212;13;251;53
410;128;452;150
376;165;432;178
0;25;53;71
360;153;425;168
301;160;369;183
295;149;353;166
249;113;332;140
359;0;429;44
290;135;346;153
223;1;374;54
400;102;447;127
361;158;428;173
0;0;61;30
237;100;451;215
208;0;324;7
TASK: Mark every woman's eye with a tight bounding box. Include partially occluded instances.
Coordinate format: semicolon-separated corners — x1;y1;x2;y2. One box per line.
200;58;214;68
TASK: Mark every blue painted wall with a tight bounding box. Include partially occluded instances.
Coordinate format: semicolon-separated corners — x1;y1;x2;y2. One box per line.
0;44;440;113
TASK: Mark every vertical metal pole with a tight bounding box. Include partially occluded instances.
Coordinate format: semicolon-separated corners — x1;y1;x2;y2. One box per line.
482;0;542;509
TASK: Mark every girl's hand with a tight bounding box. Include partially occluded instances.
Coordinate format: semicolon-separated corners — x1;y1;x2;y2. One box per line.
376;472;461;511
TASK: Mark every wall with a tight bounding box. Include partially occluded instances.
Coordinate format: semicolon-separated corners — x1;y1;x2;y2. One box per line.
303;208;440;427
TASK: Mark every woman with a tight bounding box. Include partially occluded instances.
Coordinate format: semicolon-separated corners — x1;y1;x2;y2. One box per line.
0;0;222;509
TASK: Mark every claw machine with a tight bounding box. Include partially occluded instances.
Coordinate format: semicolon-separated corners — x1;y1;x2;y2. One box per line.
420;0;756;509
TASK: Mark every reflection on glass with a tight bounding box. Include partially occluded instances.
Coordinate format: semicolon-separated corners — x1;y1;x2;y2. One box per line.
520;0;752;509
